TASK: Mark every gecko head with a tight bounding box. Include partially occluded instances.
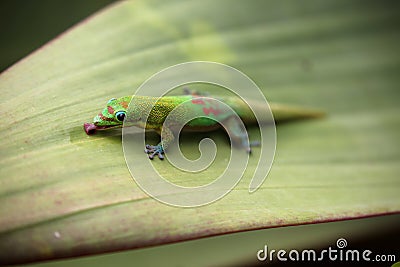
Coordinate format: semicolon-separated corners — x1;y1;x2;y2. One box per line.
84;97;131;135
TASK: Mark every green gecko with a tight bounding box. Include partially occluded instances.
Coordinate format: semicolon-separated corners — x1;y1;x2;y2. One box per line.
84;91;324;159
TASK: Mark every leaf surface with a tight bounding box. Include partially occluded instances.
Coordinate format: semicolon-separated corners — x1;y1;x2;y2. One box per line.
0;0;399;264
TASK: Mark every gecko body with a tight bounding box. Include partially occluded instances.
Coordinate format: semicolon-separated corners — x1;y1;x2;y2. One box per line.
84;93;323;159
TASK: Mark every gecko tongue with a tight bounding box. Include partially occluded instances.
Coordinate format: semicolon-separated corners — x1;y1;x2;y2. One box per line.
84;123;98;135
84;123;120;135
84;123;112;135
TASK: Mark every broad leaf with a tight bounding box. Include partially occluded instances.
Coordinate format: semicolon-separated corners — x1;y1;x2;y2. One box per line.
0;0;399;265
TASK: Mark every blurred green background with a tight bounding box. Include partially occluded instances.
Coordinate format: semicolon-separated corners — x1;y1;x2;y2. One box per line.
0;0;115;72
1;1;399;266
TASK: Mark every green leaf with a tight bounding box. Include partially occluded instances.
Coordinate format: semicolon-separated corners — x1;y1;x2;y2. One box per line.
1;0;399;265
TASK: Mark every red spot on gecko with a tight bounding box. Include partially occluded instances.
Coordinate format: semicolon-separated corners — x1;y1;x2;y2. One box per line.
121;101;129;109
192;99;205;105
203;107;222;116
107;106;114;114
99;113;114;121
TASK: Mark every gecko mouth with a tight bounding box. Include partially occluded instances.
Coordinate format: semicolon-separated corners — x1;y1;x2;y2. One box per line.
83;123;120;135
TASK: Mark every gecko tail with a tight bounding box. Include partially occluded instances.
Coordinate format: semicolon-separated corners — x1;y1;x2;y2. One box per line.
269;103;325;123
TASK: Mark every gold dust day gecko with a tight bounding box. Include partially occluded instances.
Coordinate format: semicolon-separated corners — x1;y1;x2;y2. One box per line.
84;91;324;159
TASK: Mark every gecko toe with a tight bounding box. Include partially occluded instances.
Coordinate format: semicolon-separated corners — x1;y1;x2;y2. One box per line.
144;144;164;160
250;141;261;147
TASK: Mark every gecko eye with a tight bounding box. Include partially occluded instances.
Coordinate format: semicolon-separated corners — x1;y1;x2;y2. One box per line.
115;111;126;122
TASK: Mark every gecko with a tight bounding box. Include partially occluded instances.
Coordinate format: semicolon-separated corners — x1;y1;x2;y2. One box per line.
84;91;324;159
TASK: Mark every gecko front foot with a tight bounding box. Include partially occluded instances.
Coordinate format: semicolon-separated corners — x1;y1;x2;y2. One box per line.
144;144;165;160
